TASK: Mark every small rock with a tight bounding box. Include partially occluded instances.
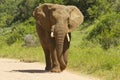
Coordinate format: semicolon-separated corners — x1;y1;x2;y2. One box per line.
22;34;37;47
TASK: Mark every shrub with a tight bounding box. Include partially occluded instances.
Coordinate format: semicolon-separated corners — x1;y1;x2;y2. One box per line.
86;13;120;49
4;17;36;45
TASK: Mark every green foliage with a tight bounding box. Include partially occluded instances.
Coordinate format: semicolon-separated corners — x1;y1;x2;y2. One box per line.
0;0;22;27
1;17;36;45
113;0;120;13
87;0;114;20
12;0;38;23
6;32;19;45
86;13;120;49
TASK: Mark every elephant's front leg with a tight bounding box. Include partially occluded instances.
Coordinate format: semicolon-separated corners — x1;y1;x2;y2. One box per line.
36;25;52;71
51;50;61;72
50;42;61;72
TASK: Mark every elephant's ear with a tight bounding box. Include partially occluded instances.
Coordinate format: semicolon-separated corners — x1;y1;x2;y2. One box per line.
67;6;84;32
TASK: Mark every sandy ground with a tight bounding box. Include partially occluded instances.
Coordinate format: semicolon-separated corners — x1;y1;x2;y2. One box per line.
0;58;100;80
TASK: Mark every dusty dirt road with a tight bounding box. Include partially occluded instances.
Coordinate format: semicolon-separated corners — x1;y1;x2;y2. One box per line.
0;58;100;80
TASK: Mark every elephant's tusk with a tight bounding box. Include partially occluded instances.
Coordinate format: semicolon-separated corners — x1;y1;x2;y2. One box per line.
51;25;55;38
67;33;70;42
51;32;54;37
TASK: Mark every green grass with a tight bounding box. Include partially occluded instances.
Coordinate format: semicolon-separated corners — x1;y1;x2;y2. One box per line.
68;31;120;80
68;45;120;80
0;31;120;80
0;42;45;62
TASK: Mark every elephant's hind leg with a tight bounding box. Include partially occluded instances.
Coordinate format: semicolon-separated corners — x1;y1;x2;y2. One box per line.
43;48;52;71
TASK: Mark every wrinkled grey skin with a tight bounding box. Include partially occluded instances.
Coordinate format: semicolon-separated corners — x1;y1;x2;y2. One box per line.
33;3;84;72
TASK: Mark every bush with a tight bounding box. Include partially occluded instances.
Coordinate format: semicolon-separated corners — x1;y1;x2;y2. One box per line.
86;13;120;49
5;27;23;45
3;17;36;45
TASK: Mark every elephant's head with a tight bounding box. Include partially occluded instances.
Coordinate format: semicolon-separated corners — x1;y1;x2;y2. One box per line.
33;3;84;70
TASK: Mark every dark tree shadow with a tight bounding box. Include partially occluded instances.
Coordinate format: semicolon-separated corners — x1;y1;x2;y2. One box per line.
11;69;49;73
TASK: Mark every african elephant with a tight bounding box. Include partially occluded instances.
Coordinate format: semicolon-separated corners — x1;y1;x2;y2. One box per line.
33;3;84;72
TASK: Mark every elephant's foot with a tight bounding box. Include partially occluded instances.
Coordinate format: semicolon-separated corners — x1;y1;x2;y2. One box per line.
60;65;66;71
45;66;51;71
51;66;61;73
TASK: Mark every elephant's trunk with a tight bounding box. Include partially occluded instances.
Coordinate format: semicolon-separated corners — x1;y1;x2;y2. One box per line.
55;28;67;70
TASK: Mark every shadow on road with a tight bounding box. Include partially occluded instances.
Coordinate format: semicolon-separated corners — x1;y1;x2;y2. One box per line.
10;69;48;73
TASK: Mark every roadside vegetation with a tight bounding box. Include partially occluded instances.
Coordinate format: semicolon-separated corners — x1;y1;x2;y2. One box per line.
0;0;120;80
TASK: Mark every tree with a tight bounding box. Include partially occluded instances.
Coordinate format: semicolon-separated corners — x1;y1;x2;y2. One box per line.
113;0;120;13
0;0;22;27
12;0;38;23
